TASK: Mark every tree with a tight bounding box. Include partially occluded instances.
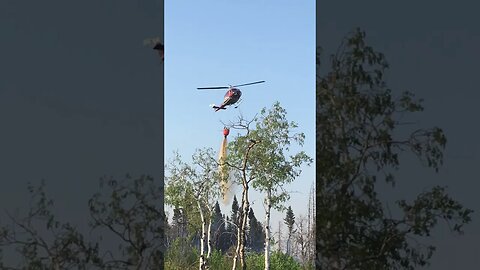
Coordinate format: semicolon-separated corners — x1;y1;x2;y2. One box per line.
294;215;313;268
224;215;236;253
165;148;222;270
284;206;296;256
211;202;227;252
226;102;312;270
316;28;473;269
171;207;188;240
230;195;240;237
166;206;191;258
247;208;264;253
222;117;259;270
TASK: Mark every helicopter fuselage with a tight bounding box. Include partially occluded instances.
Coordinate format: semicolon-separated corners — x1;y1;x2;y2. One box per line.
212;88;242;111
222;88;242;106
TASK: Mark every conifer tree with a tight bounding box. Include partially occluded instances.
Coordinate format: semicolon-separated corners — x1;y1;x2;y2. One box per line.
284;206;296;255
247;207;265;252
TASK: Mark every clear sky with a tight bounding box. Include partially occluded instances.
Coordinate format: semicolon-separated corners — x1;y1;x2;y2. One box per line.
165;1;315;229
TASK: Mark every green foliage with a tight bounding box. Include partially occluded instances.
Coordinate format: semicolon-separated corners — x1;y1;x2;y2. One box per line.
211;202;229;252
270;251;303;270
208;249;233;270
166;249;305;270
284;205;296;255
284;206;296;235
224;195;240;249
245;252;265;269
164;151;197;210
165;148;225;269
231;195;240;226
227;102;312;212
245;251;303;270
164;238;200;270
224;102;312;269
247;208;265;252
165;148;222;233
316;28;473;269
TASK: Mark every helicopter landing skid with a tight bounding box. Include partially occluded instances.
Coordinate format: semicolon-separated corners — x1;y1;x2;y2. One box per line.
234;99;244;108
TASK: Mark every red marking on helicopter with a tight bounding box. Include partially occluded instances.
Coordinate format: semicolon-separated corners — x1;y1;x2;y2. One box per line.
197;81;265;111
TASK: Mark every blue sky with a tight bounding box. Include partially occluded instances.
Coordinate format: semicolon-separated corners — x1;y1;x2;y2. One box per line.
165;1;315;228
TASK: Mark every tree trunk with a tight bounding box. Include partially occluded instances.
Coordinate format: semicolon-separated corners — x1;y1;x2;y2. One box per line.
307;183;314;265
232;219;241;270
264;189;272;270
239;176;250;270
232;186;250;270
233;139;256;270
197;200;207;270
287;235;291;256
232;179;249;270
278;221;282;252
206;213;213;269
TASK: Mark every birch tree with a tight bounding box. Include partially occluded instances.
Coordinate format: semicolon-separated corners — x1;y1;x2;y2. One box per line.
165;148;222;270
225;102;311;269
223;115;258;270
249;102;311;270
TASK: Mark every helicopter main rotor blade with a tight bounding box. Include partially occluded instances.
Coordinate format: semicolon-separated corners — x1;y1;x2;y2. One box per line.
232;80;265;88
197;86;230;90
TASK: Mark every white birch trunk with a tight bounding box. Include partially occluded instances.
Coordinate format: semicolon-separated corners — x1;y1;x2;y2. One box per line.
197;200;206;270
264;189;272;270
232;211;242;270
233;139;256;270
206;214;213;269
239;179;250;270
232;183;249;270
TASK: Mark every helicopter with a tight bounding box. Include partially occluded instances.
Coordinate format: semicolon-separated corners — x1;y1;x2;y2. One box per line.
197;80;265;111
